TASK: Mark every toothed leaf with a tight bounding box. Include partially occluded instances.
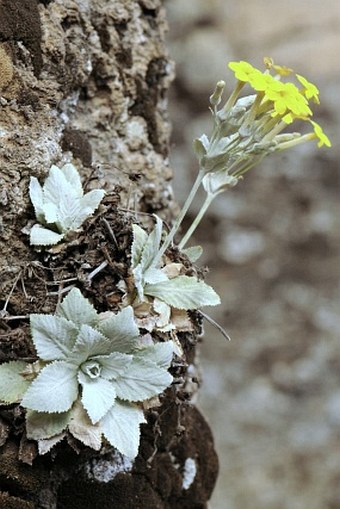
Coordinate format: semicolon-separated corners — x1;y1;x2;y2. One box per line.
100;401;146;459
21;361;78;413
26;409;71;440
114;358;173;402
30;225;64;246
145;275;220;309
131;224;148;267
134;342;174;369
68;400;102;450
56;288;98;327
0;361;30;403
140;216;162;271
97;307;139;353
30;314;78;361
78;372;116;424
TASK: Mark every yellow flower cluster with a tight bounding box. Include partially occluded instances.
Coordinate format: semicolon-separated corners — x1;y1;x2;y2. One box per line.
228;59;331;148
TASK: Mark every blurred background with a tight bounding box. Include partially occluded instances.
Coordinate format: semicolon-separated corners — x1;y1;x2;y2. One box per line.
165;1;340;508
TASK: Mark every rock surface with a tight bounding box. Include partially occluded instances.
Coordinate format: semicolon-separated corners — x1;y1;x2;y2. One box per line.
0;1;218;507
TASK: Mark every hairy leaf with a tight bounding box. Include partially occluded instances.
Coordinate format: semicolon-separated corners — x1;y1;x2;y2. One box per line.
97;307;139;353
145;275;220;309
29;177;45;223
114;358;173;402
30;225;64;246
30;314;79;360
0;361;30;403
143;267;168;285
68;400;102;450
100;401;146;459
93;352;133;380
78;372;116;424
140;216;162;271
22;361;78;413
131;224;148;267
38;433;66;455
56;288;98;327
26;409;71;440
134;342;174;369
181;245;203;263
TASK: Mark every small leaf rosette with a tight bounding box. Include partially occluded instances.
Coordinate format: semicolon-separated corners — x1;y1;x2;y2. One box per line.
29;163;105;245
0;289;174;460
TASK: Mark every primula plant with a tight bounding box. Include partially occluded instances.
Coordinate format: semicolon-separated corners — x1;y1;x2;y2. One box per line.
29;163;105;245
126;216;220;331
0;289;174;459
157;58;331;253
0;57;331;466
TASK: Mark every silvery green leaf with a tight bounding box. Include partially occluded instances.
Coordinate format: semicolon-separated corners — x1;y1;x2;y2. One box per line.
181;245;203;263
41;202;59;226
143;267;168;285
30;225;65;245
71;324;112;361
132;264;145;301
97;306;139;354
78;372;116;424
135;342;174;369
43;165;75;206
29;163;105;245
140;216;162;271
29;177;45;223
193;137;208;161
26;409;71;440
56;288;98;328
145;275;221;309
202;171;238;196
93;352;133;380
114;358;173;402
38;433;66;455
68;400;102;451
0;361;30;403
55;191;83;231
61;163;83;197
75;189;105;223
100;400;146;459
131;224;148;268
21;361;78;413
30;314;79;360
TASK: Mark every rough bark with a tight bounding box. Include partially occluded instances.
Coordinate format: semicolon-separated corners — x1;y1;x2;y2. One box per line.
0;1;218;507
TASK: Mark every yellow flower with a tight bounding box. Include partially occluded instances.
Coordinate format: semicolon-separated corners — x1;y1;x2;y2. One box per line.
265;81;312;117
296;74;320;104
264;57;293;76
228;61;258;84
310;120;331;147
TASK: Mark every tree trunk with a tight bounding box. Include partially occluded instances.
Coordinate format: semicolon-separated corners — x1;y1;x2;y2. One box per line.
0;1;218;508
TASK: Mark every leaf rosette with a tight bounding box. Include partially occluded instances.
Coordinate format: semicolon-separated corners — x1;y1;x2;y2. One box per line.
128;217;220;332
0;289;174;459
29;163;105;245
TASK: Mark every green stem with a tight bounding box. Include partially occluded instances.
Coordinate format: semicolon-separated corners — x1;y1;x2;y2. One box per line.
179;193;215;249
154;168;205;263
